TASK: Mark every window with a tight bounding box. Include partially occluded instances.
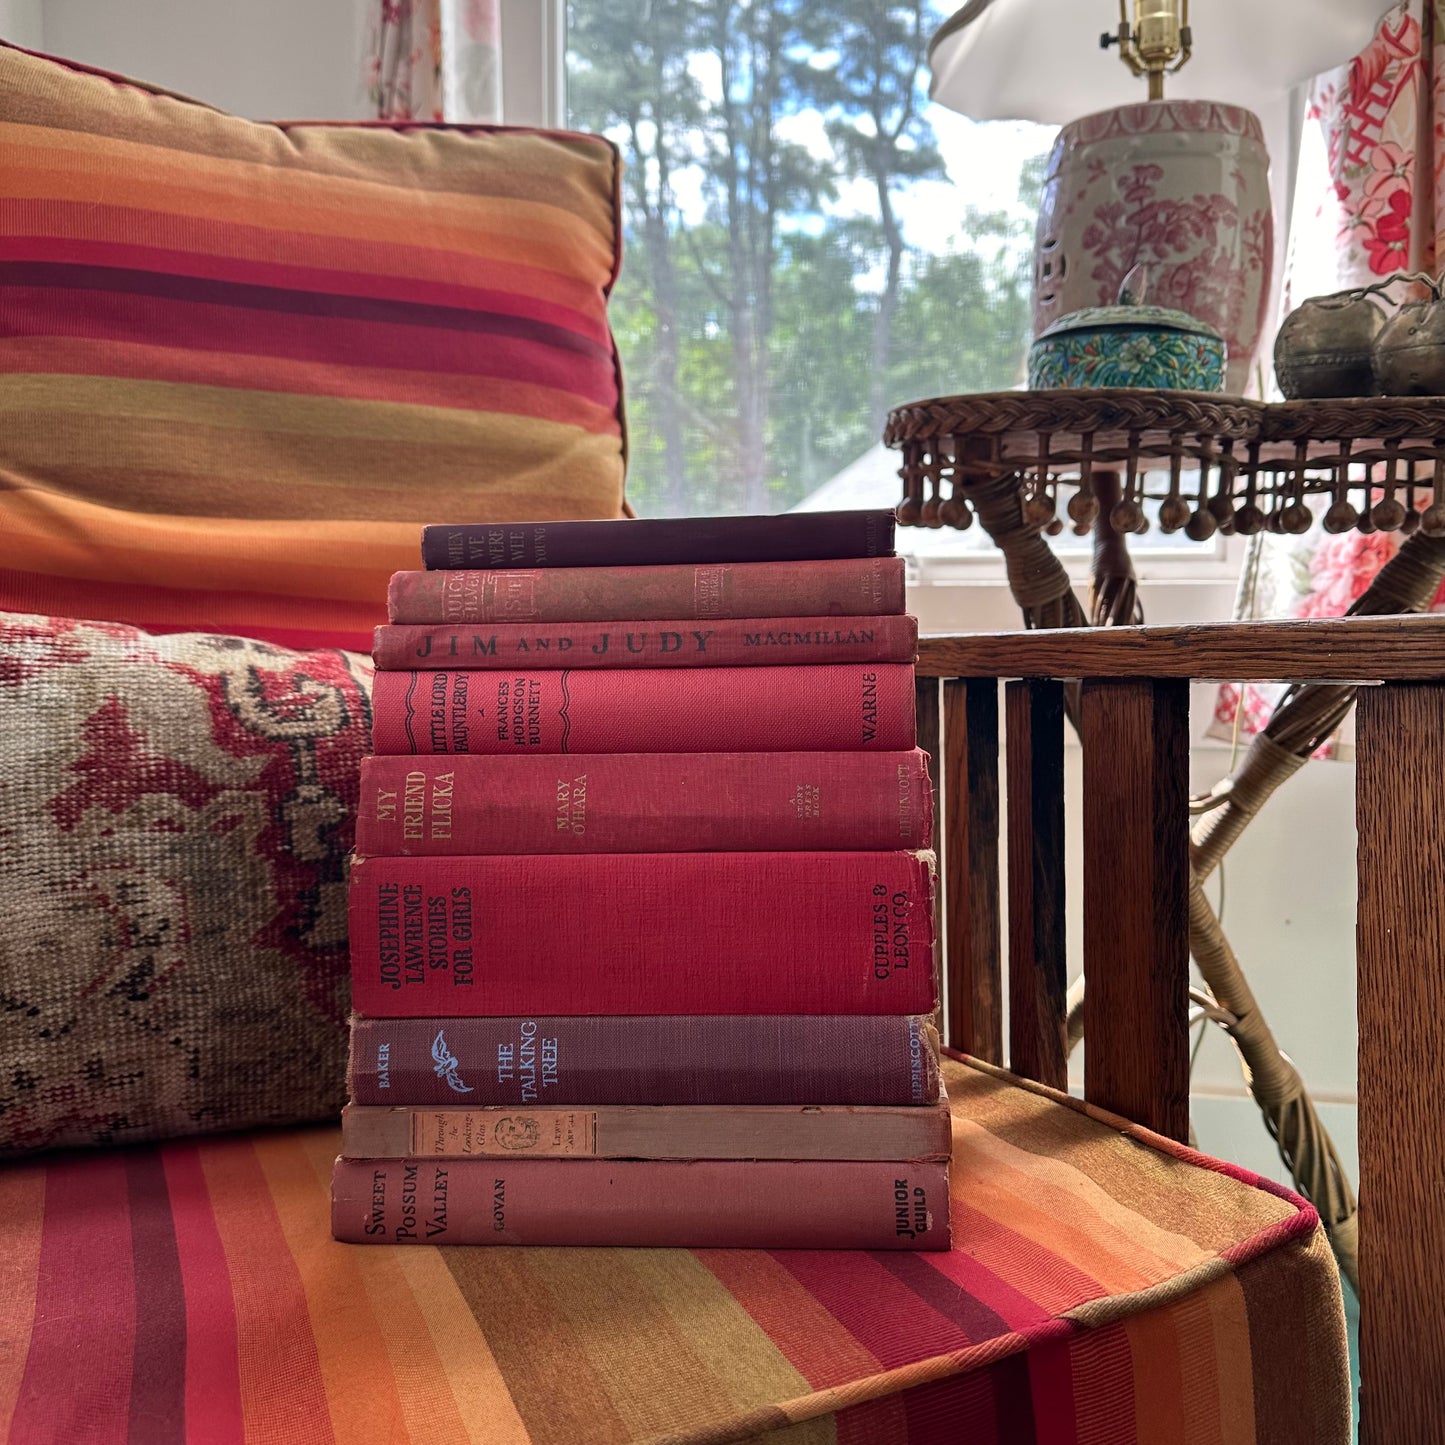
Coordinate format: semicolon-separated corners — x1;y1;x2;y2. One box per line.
500;0;1253;617
562;2;1049;523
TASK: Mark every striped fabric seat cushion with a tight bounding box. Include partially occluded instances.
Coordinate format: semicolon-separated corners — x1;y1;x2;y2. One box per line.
0;44;626;652
0;1056;1351;1444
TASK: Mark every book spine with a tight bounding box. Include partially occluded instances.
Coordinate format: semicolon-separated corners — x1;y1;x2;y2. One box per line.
347;851;936;1017
388;557;907;624
331;1156;950;1249
340;1098;952;1161
347;1015;942;1106
419;512;896;570
355;751;933;855
372;616;917;670
369;664;917;755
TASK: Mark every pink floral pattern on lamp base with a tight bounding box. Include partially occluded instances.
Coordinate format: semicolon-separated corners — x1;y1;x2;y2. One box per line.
1034;101;1273;395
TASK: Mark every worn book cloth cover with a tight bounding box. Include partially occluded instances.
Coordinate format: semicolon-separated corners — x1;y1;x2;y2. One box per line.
419;511;896;569
387;557;907;624
332;1154;952;1248
347;1014;943;1106
346;851;937;1017
337;1095;954;1161
0;1057;1350;1443
370;616;918;669
369;663;919;754
354;751;934;855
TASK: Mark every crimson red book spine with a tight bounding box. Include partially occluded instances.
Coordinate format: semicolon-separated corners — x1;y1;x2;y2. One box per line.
347;851;936;1017
389;557;906;624
331;1156;950;1248
347;1014;942;1106
369;664;917;755
372;615;916;670
419;511;896;570
355;750;933;855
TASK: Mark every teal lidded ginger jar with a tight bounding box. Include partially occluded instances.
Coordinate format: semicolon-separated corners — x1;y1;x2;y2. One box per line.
1027;267;1227;392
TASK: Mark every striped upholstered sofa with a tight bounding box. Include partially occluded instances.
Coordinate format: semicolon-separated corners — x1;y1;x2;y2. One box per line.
1;625;1367;1444
0;39;1365;1445
0;1044;1349;1443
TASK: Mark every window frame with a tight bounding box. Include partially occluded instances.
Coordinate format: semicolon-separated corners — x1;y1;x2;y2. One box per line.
498;0;566;129
499;2;1298;627
901;520;1245;585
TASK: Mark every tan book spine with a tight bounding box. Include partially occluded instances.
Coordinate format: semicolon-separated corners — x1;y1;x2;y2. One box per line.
341;1093;951;1162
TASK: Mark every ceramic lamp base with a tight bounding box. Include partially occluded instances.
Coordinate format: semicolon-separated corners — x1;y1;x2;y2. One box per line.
1034;101;1273;396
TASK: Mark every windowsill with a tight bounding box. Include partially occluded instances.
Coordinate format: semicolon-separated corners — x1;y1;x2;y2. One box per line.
907;574;1242;633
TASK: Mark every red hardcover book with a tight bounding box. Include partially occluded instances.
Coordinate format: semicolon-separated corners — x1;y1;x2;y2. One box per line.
389;557;906;624
347;851;936;1017
355;750;933;855
346;1014;942;1106
371;615;917;670
369;664;917;755
331;1155;950;1248
419;511;896;570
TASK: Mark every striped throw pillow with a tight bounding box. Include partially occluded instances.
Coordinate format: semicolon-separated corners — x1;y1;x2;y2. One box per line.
0;45;626;651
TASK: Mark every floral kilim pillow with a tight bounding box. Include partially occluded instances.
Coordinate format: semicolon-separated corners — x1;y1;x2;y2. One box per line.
0;612;372;1155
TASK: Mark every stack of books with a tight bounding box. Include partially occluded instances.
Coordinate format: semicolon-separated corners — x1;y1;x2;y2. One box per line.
331;510;950;1250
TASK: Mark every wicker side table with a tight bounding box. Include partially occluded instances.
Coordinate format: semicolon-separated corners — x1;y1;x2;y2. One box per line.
887;388;1445;542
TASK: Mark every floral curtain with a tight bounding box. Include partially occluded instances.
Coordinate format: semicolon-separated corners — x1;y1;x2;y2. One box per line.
1210;0;1445;756
368;0;501;124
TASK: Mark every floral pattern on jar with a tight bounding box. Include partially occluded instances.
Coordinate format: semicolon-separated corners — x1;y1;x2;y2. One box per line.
1028;325;1226;390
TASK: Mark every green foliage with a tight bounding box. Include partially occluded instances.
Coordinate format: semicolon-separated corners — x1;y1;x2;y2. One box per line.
569;1;1046;517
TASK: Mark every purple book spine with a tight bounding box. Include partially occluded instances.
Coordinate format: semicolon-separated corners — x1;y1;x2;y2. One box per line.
419;512;896;569
347;1015;941;1106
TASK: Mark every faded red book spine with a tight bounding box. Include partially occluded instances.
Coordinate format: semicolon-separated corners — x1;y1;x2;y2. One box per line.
369;664;917;754
331;1156;950;1248
347;851;936;1017
339;1096;953;1161
387;557;906;623
346;1014;942;1106
371;615;917;669
355;750;933;855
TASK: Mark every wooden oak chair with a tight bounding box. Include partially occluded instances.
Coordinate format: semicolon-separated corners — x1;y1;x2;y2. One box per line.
0;617;1399;1445
916;614;1445;1443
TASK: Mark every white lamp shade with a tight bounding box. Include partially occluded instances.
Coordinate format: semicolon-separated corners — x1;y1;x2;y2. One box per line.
929;0;1386;123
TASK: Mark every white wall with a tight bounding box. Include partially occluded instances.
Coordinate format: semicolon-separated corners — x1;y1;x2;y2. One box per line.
1186;738;1358;1186
16;0;369;120
0;0;41;47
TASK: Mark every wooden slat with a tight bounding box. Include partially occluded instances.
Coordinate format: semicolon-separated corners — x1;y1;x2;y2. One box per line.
916;614;1445;682
1355;683;1445;1443
1080;679;1191;1143
943;678;1002;1062
1004;679;1067;1088
915;677;943;1033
